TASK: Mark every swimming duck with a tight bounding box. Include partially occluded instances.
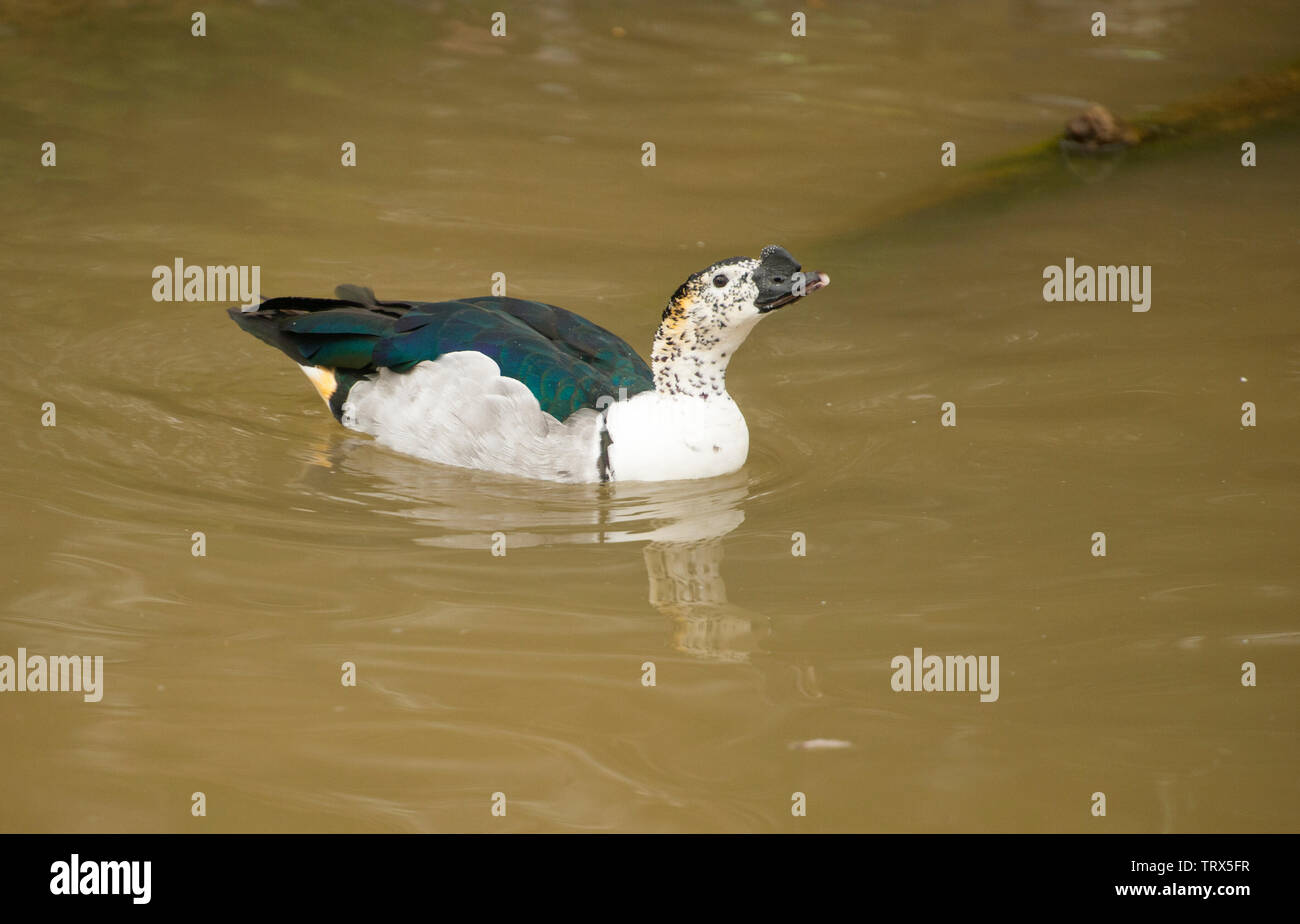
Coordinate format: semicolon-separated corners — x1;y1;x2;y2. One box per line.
229;245;829;483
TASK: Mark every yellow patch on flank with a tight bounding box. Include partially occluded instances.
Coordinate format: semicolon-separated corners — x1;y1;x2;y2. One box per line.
298;364;337;406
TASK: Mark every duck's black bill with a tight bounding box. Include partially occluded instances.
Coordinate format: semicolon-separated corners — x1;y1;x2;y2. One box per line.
754;245;830;312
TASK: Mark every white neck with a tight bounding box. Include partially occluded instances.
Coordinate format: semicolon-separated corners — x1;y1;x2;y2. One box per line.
650;314;760;400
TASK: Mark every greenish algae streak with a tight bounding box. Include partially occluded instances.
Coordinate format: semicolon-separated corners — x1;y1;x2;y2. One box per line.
874;63;1300;231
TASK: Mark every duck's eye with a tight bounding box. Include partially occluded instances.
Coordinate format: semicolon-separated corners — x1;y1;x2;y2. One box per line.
712;274;728;288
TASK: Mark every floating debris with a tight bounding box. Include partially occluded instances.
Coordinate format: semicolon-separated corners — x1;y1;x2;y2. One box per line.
1063;103;1141;151
787;738;854;751
1060;103;1139;180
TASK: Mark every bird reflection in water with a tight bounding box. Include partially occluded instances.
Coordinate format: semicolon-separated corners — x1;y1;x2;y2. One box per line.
298;434;784;665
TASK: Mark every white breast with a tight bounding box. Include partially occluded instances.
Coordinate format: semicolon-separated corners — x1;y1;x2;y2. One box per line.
604;392;749;482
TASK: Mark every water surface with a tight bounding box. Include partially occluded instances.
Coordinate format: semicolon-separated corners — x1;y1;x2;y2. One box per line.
1;0;1297;832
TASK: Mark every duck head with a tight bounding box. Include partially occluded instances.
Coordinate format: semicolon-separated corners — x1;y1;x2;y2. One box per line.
651;245;829;398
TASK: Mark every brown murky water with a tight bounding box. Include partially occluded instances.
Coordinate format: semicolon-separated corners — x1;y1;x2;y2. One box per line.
1;1;1297;832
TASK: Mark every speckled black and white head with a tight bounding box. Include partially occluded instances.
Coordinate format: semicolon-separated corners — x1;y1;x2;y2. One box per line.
651;245;829;398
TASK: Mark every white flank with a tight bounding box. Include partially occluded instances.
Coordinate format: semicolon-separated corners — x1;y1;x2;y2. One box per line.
342;353;604;483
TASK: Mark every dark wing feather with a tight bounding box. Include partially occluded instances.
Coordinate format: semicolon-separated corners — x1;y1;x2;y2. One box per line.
228;293;653;421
